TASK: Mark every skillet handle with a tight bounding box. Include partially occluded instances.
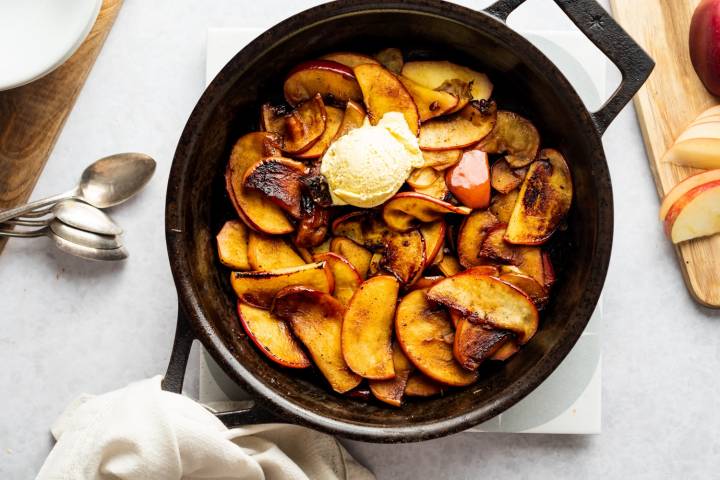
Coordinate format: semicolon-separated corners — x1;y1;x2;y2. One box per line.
484;0;654;135
161;306;282;425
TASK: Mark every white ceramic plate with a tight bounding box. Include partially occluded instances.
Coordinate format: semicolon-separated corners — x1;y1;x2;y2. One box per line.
0;0;102;91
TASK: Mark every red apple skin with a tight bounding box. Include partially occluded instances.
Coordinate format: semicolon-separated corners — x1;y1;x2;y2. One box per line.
663;179;720;236
286;59;356;80
690;0;720;96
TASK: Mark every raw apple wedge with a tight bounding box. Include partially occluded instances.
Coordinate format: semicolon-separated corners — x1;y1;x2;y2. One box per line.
398;75;459;122
382;192;471;233
664;137;720;169
505;148;572;245
313;252;362;306
320;52;379;67
247;231;306;271
243;157;307;219
295;105;345;159
383;230;426;284
272;287;361;393
342;275;400;379
330;237;373;278
404;373;444;397
420;221;446;266
369;343;414;407
491;158;524;193
283;60;363;106
332;100;367;141
395;289;478;386
230;261;333;309
477;111;540;168
453;318;513;371
659;169;720;220
419;100;497;151
401;60;493;101
261;94;327;154
237;300;310;369
216;220;250;270
353;63;420;135
663;179;720;243
457;210;499;268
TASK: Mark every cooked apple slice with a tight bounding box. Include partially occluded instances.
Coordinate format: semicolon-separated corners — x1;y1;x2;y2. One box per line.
542;251;556;290
407;167;440;189
399;76;459;122
295;105;344;159
396;290;478;386
243;157;307;219
453;318;513;371
330;236;373;278
272;287;361;393
478;224;520;265
408;275;445;292
294;204;330;249
412;175;451;201
515;246;545;287
445;150;491;209
420;221;446;266
294;245;314;263
216;220;250;270
382;192;471;233
404;373;444;397
383;230;426;284
491;158;524;193
505;148;573;245
437;255;462;276
499;272;548;308
331;211;389;249
283;60;363;106
237;300;310;369
659;169;720;220
230;261;333;309
419;100;497;151
457;210;500;268
491;341;520;361
477;111;540;168
489;190;519;223
401;60;493;101
261;94;327;154
353;63;420;135
664;179;720;243
247;232;305;271
311;238;331;255
332;100;367;141
320;52;379;67
434;78;473;114
313;252;362;306
427;269;539;344
369;343;414;407
375;48;404;74
342;275;400;379
421;149;462;170
368;252;384;277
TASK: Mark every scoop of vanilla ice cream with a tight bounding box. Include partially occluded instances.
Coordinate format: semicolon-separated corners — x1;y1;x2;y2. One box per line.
320;112;424;208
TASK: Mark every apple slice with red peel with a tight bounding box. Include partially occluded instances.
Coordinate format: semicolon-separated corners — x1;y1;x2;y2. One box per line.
237;300;310;369
331;211;389;249
353;63;420;135
454;318;513;371
427;268;539;344
382;192;471;233
295;105;344;159
491;158;524;193
401;60;493;101
420;221;446;266
404;373;444;397
243;157;307;219
383;229;426;284
660;169;720;220
375;48;404;74
283;60;363;106
419;100;497;151
477;111;540;168
272;287;361;393
491;341;521;361
248;231;305;271
342;275;400;379
489;189;518;223
330;236;373;279
457;210;499;268
398;75;459;122
421;149;462;170
313;252;362;306
369;343;414;407
320;52;379;67
499;272;548;308
216;220;250;270
446;150;491;209
396;289;478;386
332;100;367;141
664;179;720;243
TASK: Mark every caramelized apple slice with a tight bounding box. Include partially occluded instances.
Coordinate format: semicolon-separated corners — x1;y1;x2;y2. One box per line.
421;149;462;170
342;275;400;379
412;175;451;201
396;290;478;386
230;261;333;309
368;252;384;277
313;252;362;306
261;94;327;154
401;60;493;101
332;100;367;141
427;269;539;344
489;190;519;223
420;221;446;266
437;255;462;277
295;106;344;159
499;272;548;308
505;148;572;245
478;224;520;265
353;63;420;135
311;238;331;255
331;211;389;249
454;318;513;371
491;341;520;361
283;60;363;106
399;76;459;122
369;343;414;407
294;204;330;249
375;48;404;74
320;52;379;67
382;192;471;233
491;158;524;193
243;157;307;219
477;111;540;167
383;230;425;284
237;300;310;369
457;210;499;268
247;232;306;271
514;246;545;287
419;100;497;151
404;373;444;397
216;220;250;270
408;276;445;292
542;251;556;290
407;167;440;189
330;236;373;279
272;287;361;393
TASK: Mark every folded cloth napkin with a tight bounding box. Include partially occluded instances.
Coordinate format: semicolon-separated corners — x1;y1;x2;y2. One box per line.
37;376;374;480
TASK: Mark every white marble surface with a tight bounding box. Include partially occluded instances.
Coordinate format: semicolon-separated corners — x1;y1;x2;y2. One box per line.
1;0;719;478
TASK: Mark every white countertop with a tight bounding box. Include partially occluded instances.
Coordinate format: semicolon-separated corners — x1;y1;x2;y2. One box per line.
1;0;719;478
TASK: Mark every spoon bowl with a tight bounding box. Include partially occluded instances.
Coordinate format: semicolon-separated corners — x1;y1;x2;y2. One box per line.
78;153;156;208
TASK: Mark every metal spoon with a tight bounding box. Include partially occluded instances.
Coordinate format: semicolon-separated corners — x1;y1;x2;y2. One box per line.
0;153;156;224
2;200;122;235
0;219;122;250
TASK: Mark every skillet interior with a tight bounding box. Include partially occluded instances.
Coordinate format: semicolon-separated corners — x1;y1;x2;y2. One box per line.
166;1;611;441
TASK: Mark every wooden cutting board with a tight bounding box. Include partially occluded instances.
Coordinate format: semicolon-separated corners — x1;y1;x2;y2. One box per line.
610;0;720;308
0;0;123;255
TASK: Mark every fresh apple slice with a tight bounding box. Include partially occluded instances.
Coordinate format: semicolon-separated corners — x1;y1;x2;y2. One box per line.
272;287;361;393
332;100;367;141
664;179;720;243
477;111;540;168
479;224;520;265
382;192;471;232
320;52;379;67
419;100;497;151
505;148;573;245
437;255;462;277
330;236;373;278
412;175;451;201
675;121;720;143
446;150;491;208
342;275;400;379
331;211;389;249
427;268;539;344
660;169;720;220
399;76;459;122
295;106;345;159
499;272;549;308
313;252;362;306
283;60;363;106
697;105;720;120
491;158;524;193
421;149;462;170
407;167;440;189
261;94;327;154
401;60;493;101
383;230;426;284
243;157;308;219
491;340;521;361
663;137;720;169
489;190;519;224
225;132;293;234
457;210;499;268
248;232;306;271
396;289;478;386
368;343;414;407
375;48;404;74
216;220;250;270
453;318;513;371
353;63;420;135
404;373;444;397
230;261;333;309
691;114;720;126
237;300;310;369
420;221;446;266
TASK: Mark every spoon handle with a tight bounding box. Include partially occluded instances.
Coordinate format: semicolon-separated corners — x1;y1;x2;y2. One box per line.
2;218;49;227
0;189;76;224
0;227;46;238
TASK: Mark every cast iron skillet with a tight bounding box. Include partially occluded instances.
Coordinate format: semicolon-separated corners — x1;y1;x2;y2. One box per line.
161;0;653;442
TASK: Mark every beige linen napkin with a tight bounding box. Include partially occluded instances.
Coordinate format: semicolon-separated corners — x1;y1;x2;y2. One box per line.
36;376;374;480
